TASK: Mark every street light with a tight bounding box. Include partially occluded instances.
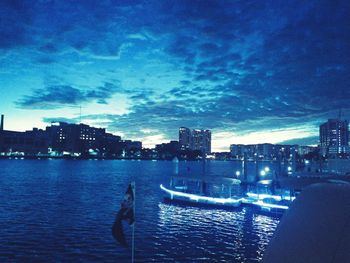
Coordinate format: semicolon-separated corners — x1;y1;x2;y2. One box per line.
260;170;266;176
264;166;270;172
235;171;241;177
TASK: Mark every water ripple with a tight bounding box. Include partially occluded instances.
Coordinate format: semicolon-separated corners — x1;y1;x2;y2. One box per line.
0;160;279;262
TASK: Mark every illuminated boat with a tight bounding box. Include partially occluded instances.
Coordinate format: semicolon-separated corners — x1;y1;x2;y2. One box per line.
160;175;243;208
243;180;295;213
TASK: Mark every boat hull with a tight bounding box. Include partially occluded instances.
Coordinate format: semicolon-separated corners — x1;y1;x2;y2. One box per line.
160;184;242;208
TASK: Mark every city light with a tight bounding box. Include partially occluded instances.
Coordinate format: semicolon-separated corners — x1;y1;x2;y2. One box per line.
235;171;241;176
260;170;266;176
264;167;270;172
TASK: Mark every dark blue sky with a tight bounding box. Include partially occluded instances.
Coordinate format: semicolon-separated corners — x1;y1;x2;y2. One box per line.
1;0;349;150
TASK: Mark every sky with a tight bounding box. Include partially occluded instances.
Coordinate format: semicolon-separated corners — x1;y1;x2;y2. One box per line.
1;0;350;151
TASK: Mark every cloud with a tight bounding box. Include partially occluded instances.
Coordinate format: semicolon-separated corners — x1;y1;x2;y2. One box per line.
0;0;33;49
16;83;123;109
280;136;319;146
2;0;350;150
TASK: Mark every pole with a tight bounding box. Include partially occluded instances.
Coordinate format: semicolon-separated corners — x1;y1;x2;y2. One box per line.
131;181;135;263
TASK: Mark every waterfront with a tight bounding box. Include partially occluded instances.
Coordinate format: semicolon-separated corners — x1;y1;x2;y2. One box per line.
0;160;279;262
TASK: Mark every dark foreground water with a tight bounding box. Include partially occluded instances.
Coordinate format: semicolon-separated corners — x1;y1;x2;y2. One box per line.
0;160;279;262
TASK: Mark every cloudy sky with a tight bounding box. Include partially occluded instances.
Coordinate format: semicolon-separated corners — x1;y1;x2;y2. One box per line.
1;0;349;151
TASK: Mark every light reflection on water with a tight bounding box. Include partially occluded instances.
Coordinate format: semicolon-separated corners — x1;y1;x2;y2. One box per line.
157;203;279;262
0;159;280;262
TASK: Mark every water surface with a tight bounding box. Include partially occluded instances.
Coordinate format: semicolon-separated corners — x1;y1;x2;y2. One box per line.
0;160;279;262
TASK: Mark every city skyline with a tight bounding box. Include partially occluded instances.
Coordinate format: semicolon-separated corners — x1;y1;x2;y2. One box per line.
1;0;350;151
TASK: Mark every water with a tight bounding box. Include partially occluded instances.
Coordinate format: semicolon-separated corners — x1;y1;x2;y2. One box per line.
0;160;279;262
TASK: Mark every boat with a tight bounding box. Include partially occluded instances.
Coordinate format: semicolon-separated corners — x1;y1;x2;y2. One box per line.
160;175;243;208
242;180;295;214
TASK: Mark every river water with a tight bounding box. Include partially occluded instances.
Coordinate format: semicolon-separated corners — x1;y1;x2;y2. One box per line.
0;159;279;262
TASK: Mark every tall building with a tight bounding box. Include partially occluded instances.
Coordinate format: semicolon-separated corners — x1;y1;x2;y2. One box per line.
192;129;211;154
179;127;192;150
179;127;211;154
319;119;349;156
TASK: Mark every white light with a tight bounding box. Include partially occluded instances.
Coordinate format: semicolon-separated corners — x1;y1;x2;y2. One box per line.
235;171;241;176
254;200;289;210
260;170;266;176
160;184;243;204
264;166;270;172
305;160;310;164
287;166;292;171
246;192;296;201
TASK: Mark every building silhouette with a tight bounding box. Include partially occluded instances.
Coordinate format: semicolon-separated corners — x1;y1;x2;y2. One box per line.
179;127;191;151
319;119;349;156
46;122;106;154
0;115;141;157
192;129;211;154
179;127;211;154
0;115;49;155
230;143;300;160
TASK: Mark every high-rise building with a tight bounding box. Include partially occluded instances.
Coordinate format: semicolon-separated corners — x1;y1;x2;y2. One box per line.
179;127;211;154
179;127;192;151
319;119;349;156
192;129;211;154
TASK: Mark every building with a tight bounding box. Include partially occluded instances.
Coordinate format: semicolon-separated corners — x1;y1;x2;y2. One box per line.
192;129;211;154
155;140;179;158
121;140;142;151
230;143;298;160
46;122;106;154
0;115;49;155
0;128;49;155
179;127;211;154
297;145;317;156
230;144;246;158
0;115;138;157
319;119;349;156
179;127;191;150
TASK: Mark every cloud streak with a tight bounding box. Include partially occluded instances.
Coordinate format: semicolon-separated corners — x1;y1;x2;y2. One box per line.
17;83;123;109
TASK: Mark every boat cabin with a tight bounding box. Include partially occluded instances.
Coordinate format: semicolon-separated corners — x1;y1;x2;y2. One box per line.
170;175;242;199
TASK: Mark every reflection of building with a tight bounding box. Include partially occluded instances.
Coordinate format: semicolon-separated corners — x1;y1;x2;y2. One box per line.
179;127;211;154
320;119;349;156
